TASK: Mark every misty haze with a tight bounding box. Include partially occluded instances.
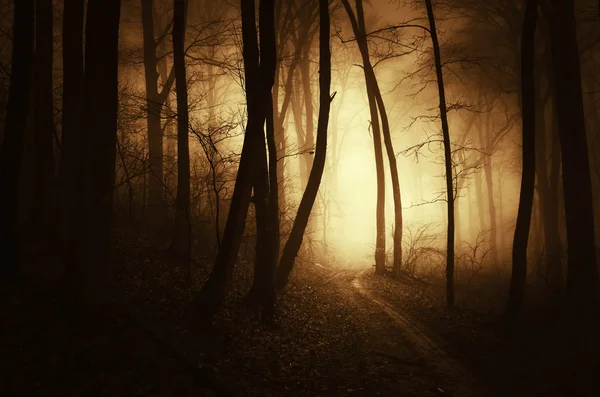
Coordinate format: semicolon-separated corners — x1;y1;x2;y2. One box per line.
0;0;599;396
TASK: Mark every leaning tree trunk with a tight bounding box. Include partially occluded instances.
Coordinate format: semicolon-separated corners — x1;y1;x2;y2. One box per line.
425;0;455;309
187;0;274;327
341;0;386;274
170;0;191;263
275;0;331;289
351;0;404;276
0;0;35;277
506;0;538;329
32;0;56;232
71;0;121;310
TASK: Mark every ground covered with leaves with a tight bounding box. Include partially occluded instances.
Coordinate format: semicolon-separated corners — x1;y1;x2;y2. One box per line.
1;229;490;397
359;271;599;397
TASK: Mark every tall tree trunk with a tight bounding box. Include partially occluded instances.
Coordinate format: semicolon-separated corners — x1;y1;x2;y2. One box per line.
156;6;176;196
273;16;311;217
188;0;274;326
275;0;331;289
0;0;35;277
273;69;287;215
482;119;497;264
58;0;84;250
141;0;174;221
549;6;599;392
549;0;599;312
368;74;403;276
246;0;278;324
425;0;455;308
291;73;307;190
300;46;314;184
506;0;538;327
32;0;55;232
341;0;386;274
547;117;562;285
72;0;121;310
534;83;563;288
475;164;486;233
170;0;191;263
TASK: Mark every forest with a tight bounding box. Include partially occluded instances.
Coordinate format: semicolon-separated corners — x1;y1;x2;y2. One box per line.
1;0;599;396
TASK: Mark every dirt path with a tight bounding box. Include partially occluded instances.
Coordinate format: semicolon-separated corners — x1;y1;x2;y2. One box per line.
312;265;491;397
352;271;491;397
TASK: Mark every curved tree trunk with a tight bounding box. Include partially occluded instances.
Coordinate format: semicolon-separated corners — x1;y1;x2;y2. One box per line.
425;0;455;309
341;0;386;274
275;0;331;289
369;72;403;276
506;0;538;328
188;0;275;327
0;0;35;277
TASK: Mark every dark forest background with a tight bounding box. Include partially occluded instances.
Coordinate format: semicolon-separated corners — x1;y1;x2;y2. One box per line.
1;1;599;396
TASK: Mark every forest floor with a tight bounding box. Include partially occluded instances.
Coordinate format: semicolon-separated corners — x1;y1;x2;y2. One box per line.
0;228;593;396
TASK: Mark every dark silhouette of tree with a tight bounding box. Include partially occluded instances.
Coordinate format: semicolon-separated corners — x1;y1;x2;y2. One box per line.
57;0;84;250
69;0;121;309
506;0;538;328
532;39;562;289
188;0;276;327
246;0;278;324
271;0;316;232
141;0;176;221
340;0;387;275
170;0;191;263
275;0;332;289
0;0;34;276
32;0;55;232
424;0;455;308
548;0;599;314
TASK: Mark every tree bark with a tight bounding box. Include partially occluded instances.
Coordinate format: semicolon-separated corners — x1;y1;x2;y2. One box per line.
246;0;278;324
141;0;174;221
275;0;331;289
534;79;563;288
58;0;84;251
369;72;403;276
341;0;386;274
0;0;35;277
482;115;497;264
425;0;455;309
170;0;191;263
71;0;121;310
273;14;311;215
32;0;56;232
549;0;599;314
188;0;274;326
506;0;538;327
